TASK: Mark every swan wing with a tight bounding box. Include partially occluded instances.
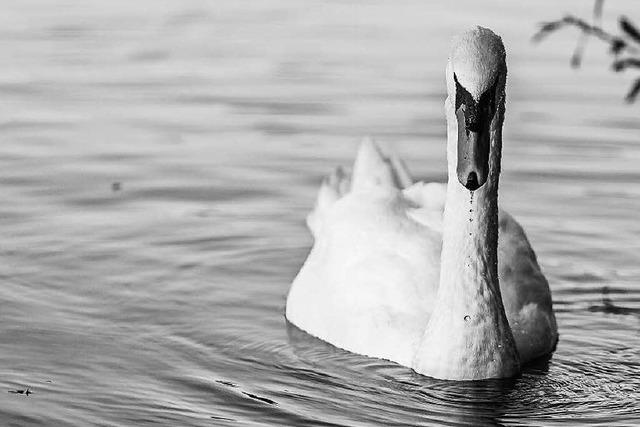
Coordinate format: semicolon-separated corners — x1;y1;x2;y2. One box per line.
287;186;441;365
288;140;440;365
351;137;413;191
307;138;414;238
403;182;447;232
497;210;559;363
306;166;350;238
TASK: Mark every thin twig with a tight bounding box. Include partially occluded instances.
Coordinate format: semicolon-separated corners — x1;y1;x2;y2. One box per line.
533;17;607;42
612;58;640;71
625;78;640;102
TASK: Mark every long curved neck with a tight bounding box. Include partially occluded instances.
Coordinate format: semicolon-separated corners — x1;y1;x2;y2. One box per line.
413;86;519;380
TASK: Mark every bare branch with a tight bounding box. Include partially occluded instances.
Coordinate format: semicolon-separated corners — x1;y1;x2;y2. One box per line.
612;58;640;72
534;0;640;103
533;16;640;55
620;16;640;45
625;78;640;102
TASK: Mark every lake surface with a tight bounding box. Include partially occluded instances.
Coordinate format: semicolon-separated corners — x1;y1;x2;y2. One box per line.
1;1;639;425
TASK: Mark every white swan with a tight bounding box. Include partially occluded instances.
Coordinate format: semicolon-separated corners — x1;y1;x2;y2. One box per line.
285;27;558;380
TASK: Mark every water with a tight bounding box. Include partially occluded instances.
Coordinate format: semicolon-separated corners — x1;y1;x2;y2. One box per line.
1;0;639;425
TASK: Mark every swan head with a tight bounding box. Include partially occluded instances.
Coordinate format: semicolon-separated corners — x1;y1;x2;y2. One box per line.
446;27;506;191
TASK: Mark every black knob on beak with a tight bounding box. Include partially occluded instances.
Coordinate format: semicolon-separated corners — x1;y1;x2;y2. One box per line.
464;171;480;191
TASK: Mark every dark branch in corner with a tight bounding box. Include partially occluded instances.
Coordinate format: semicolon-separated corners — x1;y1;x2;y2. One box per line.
626;79;640;102
532;0;640;103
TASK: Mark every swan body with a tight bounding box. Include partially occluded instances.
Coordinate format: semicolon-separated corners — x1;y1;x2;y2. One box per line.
286;27;558;380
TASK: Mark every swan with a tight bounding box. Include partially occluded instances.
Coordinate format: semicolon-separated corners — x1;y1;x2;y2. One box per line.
285;27;558;380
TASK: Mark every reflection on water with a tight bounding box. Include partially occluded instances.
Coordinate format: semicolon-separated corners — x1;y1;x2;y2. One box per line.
1;0;639;426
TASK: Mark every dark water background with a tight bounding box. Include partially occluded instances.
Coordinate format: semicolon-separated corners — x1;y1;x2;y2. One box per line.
1;0;639;425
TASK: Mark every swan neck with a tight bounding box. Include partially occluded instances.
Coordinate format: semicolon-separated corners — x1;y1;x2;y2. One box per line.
440;94;503;295
441;175;498;293
412;91;519;380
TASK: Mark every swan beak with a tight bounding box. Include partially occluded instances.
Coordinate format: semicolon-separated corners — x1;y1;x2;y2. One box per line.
455;105;490;191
